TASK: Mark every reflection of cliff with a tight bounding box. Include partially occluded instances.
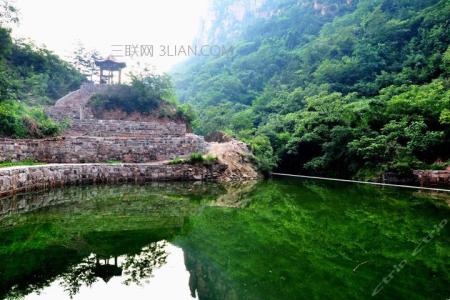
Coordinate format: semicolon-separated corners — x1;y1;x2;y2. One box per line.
184;249;238;300
179;182;260;300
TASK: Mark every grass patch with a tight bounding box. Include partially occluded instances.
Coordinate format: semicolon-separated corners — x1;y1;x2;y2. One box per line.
105;160;122;164
168;153;218;166
204;154;219;164
168;157;185;165
0;159;45;168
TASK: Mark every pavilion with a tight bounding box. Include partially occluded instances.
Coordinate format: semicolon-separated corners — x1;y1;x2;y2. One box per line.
95;56;126;85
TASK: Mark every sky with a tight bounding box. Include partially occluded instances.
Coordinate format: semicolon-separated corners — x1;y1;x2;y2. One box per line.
12;0;210;73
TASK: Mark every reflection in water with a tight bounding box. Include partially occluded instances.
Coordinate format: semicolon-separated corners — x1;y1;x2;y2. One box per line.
0;182;230;220
26;244;196;300
0;179;449;300
60;241;168;297
121;241;168;286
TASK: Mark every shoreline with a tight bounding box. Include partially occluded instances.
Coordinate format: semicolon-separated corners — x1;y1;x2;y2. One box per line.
272;173;450;193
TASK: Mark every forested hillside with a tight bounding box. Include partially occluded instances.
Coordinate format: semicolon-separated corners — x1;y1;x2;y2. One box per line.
0;5;83;138
173;0;450;178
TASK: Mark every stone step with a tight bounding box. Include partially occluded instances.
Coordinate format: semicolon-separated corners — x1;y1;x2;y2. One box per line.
54;83;101;108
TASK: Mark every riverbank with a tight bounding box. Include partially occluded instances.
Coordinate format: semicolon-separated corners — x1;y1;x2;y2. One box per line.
0;162;228;197
272;173;450;192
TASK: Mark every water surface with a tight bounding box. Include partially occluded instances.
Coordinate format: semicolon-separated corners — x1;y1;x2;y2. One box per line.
0;179;449;300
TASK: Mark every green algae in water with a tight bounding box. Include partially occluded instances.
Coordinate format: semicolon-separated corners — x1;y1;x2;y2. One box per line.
0;179;448;300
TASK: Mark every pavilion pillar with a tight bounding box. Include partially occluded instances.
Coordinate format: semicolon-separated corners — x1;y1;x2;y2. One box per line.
100;67;104;84
118;70;122;84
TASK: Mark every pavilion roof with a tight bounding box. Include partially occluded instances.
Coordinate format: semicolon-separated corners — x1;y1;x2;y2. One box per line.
95;58;126;71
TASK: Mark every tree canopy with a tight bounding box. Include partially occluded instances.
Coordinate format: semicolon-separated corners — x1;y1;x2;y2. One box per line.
0;8;84;138
174;0;450;177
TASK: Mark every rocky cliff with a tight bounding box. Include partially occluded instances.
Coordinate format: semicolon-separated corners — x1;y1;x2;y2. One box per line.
196;0;356;44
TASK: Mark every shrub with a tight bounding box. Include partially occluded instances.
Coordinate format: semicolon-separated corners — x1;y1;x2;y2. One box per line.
204;154;218;165
91;84;160;114
0;101;60;138
428;161;450;170
168;154;218;166
248;135;277;173
387;158;425;176
91;73;173;114
189;152;205;163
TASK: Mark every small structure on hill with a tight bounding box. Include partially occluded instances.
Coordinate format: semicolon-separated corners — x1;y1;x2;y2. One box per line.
95;56;126;85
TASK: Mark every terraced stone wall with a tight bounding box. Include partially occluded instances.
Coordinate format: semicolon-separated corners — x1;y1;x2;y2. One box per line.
0;135;206;163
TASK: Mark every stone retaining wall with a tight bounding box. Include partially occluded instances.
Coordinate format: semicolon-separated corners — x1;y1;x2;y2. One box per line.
44;106;94;121
68;119;186;137
0;134;206;163
0;163;227;197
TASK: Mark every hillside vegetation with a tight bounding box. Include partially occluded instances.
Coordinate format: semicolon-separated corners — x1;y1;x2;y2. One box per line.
0;18;83;137
174;0;450;177
90;73;195;124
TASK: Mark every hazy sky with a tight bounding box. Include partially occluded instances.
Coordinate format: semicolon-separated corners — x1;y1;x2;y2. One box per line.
13;0;210;73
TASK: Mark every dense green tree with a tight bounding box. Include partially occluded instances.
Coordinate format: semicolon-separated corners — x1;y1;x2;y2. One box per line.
0;6;83;138
174;0;450;177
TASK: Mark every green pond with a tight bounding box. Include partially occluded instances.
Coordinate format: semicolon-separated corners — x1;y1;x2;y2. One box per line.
0;178;449;300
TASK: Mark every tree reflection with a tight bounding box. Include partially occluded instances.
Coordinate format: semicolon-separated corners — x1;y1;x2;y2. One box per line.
60;255;98;297
60;241;168;297
121;241;168;286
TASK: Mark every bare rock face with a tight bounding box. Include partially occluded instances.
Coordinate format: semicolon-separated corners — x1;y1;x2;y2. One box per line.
413;170;450;188
207;139;261;182
204;131;232;143
196;0;355;45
